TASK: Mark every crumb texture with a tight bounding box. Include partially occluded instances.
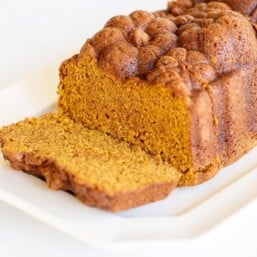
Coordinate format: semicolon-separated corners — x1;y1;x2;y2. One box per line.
0;114;179;211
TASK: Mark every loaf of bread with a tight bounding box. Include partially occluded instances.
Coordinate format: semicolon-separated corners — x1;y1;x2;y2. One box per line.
0;114;179;211
1;1;257;211
58;2;257;186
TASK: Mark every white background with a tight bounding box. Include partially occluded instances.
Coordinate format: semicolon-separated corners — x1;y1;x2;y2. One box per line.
1;1;257;256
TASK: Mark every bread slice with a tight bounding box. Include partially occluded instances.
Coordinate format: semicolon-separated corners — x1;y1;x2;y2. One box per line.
58;3;257;186
0;113;180;211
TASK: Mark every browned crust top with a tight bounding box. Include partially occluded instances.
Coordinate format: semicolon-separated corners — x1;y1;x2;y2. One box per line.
81;2;257;95
186;0;257;18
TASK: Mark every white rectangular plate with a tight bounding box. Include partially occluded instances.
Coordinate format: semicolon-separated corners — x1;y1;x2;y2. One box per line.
0;67;257;251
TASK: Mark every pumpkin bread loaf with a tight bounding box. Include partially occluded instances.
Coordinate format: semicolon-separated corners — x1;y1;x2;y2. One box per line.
1;1;257;211
58;2;257;186
0;113;180;211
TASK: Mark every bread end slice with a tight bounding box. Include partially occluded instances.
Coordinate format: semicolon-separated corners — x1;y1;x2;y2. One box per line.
0;114;179;211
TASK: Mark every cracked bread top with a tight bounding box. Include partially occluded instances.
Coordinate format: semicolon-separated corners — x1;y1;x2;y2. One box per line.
81;2;257;94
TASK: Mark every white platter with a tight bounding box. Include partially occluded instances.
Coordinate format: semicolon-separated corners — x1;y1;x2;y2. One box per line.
0;68;257;251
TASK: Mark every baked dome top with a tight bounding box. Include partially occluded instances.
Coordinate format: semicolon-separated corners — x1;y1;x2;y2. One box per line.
82;2;257;87
180;0;257;17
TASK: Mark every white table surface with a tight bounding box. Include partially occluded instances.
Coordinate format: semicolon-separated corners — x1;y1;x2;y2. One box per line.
1;1;257;256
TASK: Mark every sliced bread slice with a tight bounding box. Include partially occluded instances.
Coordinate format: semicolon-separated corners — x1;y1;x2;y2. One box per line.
0;113;180;211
